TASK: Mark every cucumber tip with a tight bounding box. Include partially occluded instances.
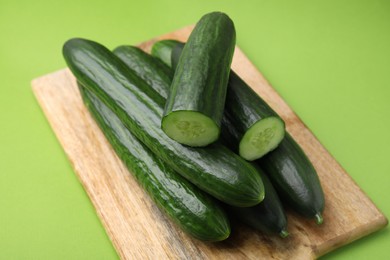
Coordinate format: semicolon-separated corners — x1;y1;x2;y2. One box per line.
315;213;324;225
279;229;289;238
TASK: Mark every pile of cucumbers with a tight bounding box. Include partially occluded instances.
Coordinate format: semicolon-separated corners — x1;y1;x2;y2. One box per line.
63;11;325;242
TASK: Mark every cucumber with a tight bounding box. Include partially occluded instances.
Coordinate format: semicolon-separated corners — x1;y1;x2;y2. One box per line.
79;85;230;241
169;41;285;160
63;38;264;207
259;133;325;224
162;12;236;147
223;72;285;160
228;164;288;237
170;40;184;70
154;39;325;223
114;45;289;236
151;39;179;67
113;45;172;99
114;44;170;99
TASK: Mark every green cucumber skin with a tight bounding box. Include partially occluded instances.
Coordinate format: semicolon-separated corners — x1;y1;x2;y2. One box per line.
151;39;179;67
170;40;185;70
113;46;173;97
79;85;230;241
259;133;325;219
229;164;288;236
63;38;264;207
154;40;325;220
163;12;236;129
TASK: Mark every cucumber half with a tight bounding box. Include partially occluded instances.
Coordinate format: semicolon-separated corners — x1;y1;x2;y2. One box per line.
162;12;235;147
162;111;220;147
239;117;285;161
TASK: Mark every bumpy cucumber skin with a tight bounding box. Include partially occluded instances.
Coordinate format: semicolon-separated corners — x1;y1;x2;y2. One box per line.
229;164;288;237
79;85;230;241
170;40;184;70
155;39;325;222
163;12;236;132
63;38;264;207
259;133;325;220
113;46;173;97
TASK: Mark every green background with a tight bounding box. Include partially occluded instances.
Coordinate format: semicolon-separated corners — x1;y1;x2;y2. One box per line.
1;0;389;259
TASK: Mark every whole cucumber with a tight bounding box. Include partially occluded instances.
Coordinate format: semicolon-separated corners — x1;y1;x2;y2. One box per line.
259;133;325;224
113;45;172;98
113;45;173;96
79;85;230;241
228;164;289;237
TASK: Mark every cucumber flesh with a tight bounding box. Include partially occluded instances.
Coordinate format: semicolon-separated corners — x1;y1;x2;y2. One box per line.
162;111;220;147
239;117;285;161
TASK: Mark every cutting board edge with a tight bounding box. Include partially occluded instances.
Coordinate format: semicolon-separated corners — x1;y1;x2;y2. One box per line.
30;25;388;258
314;214;388;257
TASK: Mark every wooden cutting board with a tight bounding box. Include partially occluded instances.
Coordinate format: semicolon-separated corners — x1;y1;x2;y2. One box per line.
32;26;387;259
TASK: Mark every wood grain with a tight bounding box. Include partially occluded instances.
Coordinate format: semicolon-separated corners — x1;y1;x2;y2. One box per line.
32;26;387;259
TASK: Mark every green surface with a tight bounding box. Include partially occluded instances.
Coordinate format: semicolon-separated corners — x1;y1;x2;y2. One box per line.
0;0;389;259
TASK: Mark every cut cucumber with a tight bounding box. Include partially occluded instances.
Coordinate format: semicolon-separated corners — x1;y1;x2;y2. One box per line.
223;71;285;160
163;12;236;147
239;117;285;161
161;111;220;147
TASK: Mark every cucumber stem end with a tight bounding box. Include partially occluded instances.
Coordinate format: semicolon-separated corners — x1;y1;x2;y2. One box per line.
315;213;324;225
279;229;289;238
